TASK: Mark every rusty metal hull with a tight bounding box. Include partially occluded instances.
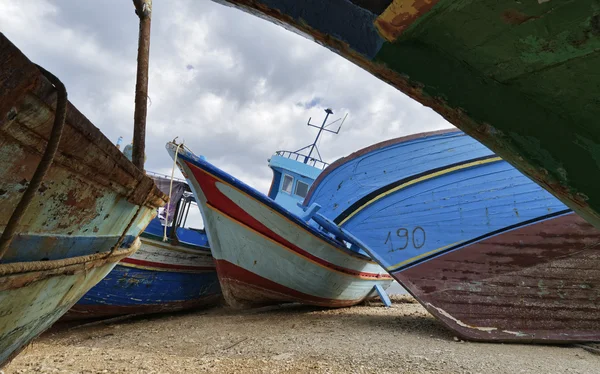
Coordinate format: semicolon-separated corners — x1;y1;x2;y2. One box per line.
395;213;600;343
211;0;600;232
0;33;166;366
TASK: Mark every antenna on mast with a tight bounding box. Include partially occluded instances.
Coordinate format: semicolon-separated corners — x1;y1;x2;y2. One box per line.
294;108;347;164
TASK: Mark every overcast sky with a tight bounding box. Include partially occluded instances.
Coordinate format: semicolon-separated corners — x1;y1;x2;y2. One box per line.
0;0;453;227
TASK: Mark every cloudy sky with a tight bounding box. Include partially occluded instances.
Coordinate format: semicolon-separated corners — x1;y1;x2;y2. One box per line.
0;0;453;227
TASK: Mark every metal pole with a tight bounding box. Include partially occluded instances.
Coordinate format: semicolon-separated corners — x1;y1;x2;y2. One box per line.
306;109;332;162
132;0;152;170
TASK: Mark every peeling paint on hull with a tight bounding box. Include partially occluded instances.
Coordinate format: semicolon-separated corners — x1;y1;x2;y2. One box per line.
0;242;139;367
305;130;600;342
211;0;600;232
167;144;393;309
65;230;222;320
397;213;600;343
0;34;167;366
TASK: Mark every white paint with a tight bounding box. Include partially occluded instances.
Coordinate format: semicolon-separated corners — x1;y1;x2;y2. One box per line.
427;303;530;336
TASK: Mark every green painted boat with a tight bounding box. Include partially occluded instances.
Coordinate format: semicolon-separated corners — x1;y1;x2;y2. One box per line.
212;0;600;229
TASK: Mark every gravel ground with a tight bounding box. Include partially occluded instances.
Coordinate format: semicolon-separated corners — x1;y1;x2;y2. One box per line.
5;296;599;373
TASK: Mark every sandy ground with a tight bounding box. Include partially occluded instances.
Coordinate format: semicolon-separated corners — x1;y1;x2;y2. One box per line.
5;296;600;374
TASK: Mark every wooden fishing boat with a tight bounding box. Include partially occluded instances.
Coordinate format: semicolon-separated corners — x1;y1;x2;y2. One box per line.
0;33;166;366
166;140;392;308
212;0;600;236
302;129;600;343
66;178;221;319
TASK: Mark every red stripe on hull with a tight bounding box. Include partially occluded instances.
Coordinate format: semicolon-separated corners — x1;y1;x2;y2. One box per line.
395;213;600;343
185;161;387;279
215;259;366;308
120;258;215;272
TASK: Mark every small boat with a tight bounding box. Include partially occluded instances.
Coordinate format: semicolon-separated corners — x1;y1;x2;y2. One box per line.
303;129;600;343
166;110;392;308
66;174;221;319
0;33;166;366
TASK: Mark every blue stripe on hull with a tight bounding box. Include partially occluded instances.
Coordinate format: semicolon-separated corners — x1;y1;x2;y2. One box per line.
3;235;134;263
77;264;221;306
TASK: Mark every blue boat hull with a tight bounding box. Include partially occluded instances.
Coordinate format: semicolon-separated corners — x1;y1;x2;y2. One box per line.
66;222;221;319
304;130;600;342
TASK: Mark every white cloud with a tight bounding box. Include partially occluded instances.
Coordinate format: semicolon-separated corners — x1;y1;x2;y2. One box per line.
1;0;454;229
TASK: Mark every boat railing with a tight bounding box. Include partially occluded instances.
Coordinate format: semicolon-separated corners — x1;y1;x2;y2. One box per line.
274;150;329;170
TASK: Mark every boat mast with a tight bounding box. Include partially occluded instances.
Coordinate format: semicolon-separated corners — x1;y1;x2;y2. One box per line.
299;108;346;164
132;0;152;170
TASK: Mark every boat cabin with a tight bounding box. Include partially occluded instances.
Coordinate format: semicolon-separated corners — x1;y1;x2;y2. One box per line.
267;151;327;215
266;108;344;216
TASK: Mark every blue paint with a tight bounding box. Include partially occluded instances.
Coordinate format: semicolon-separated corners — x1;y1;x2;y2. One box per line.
268;155;321;215
2;234;135;263
77;265;220;306
144;218;209;248
172;146;373;260
374;284;392;307
71;209;217;317
304;131;572;272
267;109;343;215
248;0;385;58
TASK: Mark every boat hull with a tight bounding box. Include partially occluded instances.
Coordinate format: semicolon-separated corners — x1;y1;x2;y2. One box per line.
305;131;600;342
169;144;393;308
396;213;600;343
212;0;600;234
66;235;221;319
0;242;138;367
0;33;167;366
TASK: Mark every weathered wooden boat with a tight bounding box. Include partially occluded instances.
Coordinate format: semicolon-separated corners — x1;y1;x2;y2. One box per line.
0;33;166;366
66;177;221;319
302;129;600;343
166;138;392;308
212;0;600;234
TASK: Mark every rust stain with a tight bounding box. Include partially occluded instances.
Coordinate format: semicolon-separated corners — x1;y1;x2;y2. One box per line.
501;9;539;25
375;0;440;41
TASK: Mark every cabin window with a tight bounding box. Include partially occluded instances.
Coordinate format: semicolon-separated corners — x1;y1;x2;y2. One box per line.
282;174;294;194
295;181;309;198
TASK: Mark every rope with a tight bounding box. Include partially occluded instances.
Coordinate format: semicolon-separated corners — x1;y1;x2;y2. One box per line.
164;141;183;242
0;238;140;277
0;65;68;260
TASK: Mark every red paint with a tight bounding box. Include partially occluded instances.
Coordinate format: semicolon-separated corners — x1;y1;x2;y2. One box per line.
215;259;365;307
185;160;390;280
